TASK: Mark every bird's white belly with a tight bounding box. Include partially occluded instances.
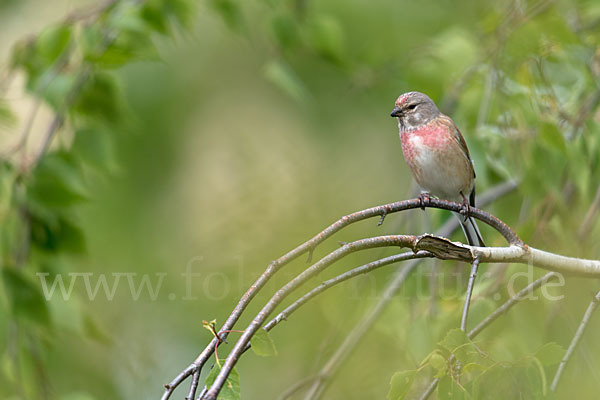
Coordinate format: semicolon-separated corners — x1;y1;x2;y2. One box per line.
409;135;472;202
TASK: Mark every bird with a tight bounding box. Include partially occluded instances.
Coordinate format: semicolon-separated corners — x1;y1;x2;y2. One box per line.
390;91;485;247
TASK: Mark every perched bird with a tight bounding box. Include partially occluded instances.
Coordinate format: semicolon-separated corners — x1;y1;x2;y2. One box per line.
390;91;485;247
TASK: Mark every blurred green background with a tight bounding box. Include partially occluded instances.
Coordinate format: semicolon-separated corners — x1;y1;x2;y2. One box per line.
1;0;600;399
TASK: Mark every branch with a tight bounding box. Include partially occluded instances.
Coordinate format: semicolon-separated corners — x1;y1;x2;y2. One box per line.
299;181;518;399
202;235;418;400
461;255;481;331
161;192;521;398
550;288;600;392
420;271;561;399
264;251;434;331
207;209;568;396
178;184;598;399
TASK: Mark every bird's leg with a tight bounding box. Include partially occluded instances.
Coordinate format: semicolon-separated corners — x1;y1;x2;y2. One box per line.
459;192;470;222
419;192;431;211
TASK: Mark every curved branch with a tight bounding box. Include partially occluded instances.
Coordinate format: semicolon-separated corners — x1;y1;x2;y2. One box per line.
162;193;522;398
299;180;519;399
202;235;418;400
264;251;434;331
202;235;600;397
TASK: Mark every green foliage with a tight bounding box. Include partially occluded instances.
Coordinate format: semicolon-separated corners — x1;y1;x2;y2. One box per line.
1;268;50;325
387;370;417;400
250;329;278;357
205;364;241;400
389;328;567;399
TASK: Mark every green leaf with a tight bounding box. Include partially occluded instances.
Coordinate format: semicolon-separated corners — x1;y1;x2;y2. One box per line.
42;72;76;111
250;328;277;357
438;328;480;365
37;24;72;64
30;215;86;254
74;73;120;121
308;15;345;65
539;122;567;155
437;375;469;400
387;370;416;400
209;0;243;31
204;364;241;400
27;151;88;209
202;319;218;337
270;15;300;50
264;60;309;103
141;0;195;32
534;342;565;366
422;349;447;378
72;125;119;173
439;328;470;352
1;268;50;326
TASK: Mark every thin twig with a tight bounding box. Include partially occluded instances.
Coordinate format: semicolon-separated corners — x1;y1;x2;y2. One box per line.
302;256;422;400
278;374;319;400
185;369;201;400
550;289;600;392
264;251;434;331
461;255;482;331
420;272;560;399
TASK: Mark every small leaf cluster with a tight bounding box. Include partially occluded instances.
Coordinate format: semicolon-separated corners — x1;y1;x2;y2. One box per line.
388;328;565;399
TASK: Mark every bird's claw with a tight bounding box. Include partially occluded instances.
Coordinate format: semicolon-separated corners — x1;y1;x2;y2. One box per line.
419;192;431;210
460;193;470;222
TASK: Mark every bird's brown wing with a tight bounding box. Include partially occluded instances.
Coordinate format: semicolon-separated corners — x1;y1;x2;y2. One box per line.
438;114;475;178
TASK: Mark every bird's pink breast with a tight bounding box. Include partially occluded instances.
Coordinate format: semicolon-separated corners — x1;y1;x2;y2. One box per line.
399;120;472;201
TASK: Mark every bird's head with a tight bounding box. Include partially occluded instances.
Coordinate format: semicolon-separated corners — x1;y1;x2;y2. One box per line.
390;91;440;130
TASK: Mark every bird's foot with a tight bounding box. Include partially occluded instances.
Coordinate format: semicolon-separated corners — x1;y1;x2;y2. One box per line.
460;193;470;222
419;192;431;210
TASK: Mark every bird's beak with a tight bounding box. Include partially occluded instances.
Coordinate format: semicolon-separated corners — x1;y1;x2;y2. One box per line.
390;107;403;117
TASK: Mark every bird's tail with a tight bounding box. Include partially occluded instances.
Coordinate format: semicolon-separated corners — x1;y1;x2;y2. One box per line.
456;214;485;247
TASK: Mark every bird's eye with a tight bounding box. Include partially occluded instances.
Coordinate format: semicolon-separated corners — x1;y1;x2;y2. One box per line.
407;104;417;110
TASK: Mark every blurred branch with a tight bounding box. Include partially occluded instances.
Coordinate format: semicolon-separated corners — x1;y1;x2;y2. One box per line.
578;183;600;239
550;289;600;392
420;271;561;399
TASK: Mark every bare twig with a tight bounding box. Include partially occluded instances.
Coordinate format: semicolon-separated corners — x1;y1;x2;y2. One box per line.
278;375;319;400
185;369;200;400
264;251;434;331
461;255;481;331
550;289;600;392
420;272;560;399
